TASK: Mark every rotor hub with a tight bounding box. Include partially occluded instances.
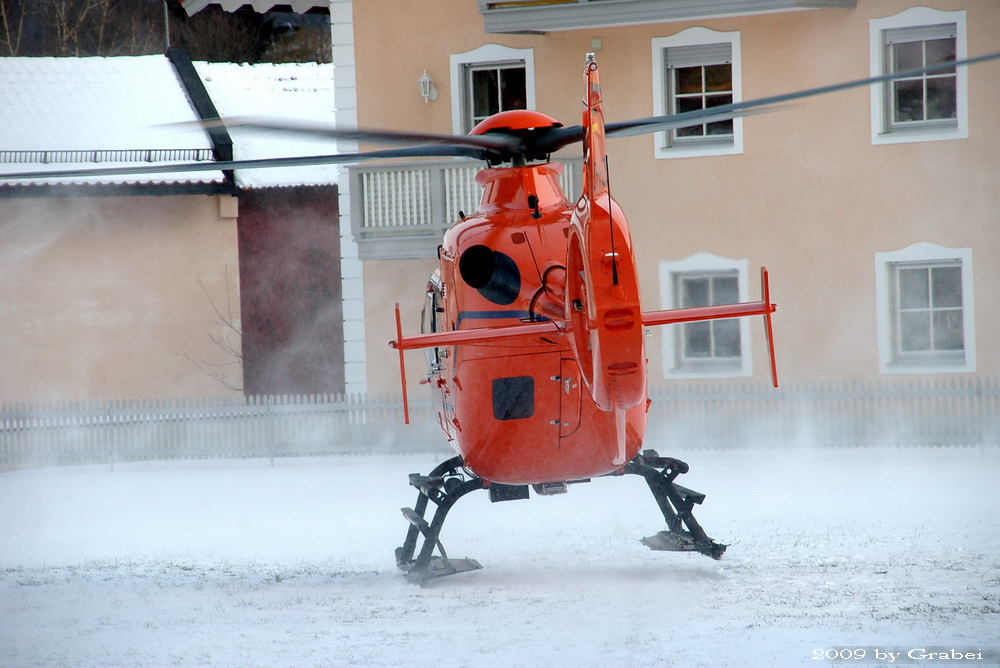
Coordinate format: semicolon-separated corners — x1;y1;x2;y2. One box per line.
469;110;563;136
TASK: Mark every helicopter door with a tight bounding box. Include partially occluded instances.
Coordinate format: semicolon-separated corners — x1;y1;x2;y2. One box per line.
558;358;582;437
420;276;444;373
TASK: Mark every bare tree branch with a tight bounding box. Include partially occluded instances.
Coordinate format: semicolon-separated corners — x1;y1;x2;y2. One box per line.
0;1;27;56
182;268;244;393
1;1;330;62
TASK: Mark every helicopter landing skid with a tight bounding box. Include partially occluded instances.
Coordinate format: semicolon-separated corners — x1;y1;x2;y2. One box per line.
395;455;485;585
395;451;726;585
623;450;728;561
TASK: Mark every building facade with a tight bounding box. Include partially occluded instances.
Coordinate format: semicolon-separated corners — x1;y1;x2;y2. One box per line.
331;0;999;393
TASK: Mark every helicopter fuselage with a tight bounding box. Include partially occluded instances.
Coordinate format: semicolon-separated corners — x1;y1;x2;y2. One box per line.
422;161;647;485
383;54;779;579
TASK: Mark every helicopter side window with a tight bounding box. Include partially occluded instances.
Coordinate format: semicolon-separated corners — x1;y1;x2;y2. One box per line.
492;376;535;421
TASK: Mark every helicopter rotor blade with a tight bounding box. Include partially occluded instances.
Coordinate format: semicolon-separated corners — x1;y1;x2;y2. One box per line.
611;50;1000;138
170;116;520;153
0;144;491;182
533;105;785;154
537;50;1000;154
4;50;997;183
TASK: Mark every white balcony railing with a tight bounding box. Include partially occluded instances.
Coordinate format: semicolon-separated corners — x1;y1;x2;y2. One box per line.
348;157;582;260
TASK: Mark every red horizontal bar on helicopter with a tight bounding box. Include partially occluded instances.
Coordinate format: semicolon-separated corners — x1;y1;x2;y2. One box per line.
389;320;562;351
641;300;776;328
392;299;775;352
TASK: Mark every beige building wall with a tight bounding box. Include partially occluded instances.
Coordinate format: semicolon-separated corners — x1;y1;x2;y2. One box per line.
362;257;438;393
0;194;242;401
352;0;1000;392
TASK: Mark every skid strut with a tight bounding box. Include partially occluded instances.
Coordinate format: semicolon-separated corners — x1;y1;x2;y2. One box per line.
623;450;727;560
395;455;485;585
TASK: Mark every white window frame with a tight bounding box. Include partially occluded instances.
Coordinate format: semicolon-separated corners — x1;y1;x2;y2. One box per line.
659;253;751;379
874;242;975;374
870;7;967;145
450;44;536;136
651;28;743;160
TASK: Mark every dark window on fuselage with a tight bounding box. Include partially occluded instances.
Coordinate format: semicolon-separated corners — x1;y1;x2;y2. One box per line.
492;375;535;420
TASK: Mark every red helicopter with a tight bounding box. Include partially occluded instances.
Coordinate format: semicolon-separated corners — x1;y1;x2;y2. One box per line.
4;50;998;585
387;54;775;583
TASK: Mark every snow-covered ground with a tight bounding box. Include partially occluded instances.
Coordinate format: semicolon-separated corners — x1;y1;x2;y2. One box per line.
2;444;999;667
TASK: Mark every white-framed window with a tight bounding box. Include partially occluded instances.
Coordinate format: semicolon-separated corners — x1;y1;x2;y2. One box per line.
450;45;535;135
875;243;975;374
651;28;742;159
659;253;751;379
870;8;967;145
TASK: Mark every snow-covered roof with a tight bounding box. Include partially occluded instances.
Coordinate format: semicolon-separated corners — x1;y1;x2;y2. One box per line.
0;54;338;190
0;55;224;187
196;61;337;188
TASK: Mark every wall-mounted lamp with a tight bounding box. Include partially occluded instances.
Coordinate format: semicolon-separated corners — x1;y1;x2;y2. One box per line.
418;70;438;103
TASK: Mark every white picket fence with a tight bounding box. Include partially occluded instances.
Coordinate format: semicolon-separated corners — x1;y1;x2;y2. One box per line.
0;394;445;471
2;378;998;471
649;377;1000;449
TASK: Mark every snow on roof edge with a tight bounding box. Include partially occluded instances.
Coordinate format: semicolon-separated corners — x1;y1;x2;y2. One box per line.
1;54;339;190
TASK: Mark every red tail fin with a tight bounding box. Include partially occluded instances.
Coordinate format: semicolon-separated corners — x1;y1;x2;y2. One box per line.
582;53;609;201
566;55;647;413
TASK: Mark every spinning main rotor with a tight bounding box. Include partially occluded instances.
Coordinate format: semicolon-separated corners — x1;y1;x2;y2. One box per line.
1;49;997;182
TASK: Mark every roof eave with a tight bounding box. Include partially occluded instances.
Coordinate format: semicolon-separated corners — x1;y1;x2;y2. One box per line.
0;180;240;199
478;0;856;33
